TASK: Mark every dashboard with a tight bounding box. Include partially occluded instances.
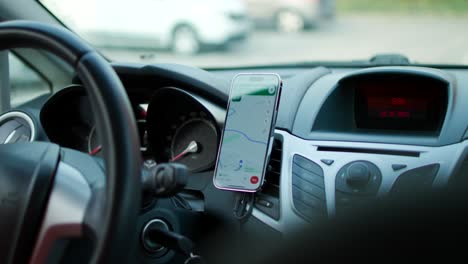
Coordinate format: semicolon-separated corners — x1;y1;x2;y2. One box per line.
146;88;224;173
40;84;224;174
3;62;468;261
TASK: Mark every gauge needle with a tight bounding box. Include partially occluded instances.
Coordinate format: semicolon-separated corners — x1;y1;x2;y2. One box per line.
89;145;102;156
171;141;198;162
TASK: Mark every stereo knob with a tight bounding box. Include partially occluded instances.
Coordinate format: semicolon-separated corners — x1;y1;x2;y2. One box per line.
346;162;371;189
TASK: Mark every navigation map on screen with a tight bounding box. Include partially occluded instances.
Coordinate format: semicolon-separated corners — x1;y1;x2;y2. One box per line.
214;74;280;191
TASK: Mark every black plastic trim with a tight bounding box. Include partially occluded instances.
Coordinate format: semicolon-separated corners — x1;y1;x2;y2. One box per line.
317;146;420;157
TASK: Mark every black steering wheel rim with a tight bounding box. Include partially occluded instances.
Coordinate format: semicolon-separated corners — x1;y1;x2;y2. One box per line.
0;20;141;263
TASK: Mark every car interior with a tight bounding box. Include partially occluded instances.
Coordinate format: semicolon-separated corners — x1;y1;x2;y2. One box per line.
1;0;468;263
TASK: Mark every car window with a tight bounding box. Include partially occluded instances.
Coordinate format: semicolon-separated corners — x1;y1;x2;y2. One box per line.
40;0;468;67
9;53;51;107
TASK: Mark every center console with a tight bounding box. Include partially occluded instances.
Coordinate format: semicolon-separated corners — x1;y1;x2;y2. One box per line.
253;67;468;231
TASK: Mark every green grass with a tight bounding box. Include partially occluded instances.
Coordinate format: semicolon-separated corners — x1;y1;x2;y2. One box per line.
337;0;468;15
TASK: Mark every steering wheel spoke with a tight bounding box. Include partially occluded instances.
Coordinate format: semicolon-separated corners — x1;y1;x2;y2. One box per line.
30;161;92;263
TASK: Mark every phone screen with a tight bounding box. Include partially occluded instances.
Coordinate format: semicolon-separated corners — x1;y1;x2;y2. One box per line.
214;74;281;192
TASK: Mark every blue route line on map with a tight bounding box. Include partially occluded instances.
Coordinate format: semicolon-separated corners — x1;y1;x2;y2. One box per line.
224;129;267;145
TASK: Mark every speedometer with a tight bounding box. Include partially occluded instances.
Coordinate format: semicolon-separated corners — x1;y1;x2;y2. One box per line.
87;126;102;156
146;87;221;173
168;116;218;172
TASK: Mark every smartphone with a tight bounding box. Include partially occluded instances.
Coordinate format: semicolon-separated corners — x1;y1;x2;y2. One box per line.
214;73;282;192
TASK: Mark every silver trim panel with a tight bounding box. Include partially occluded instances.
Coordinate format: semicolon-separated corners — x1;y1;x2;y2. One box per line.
0;111;36;142
141;219;170;253
29;162;92;264
252;130;468;234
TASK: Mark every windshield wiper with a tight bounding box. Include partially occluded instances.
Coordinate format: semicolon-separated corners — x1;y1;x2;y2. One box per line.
367;54;410;65
345;53;411;66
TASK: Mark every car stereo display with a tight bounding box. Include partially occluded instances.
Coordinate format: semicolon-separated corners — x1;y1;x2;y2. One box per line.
355;81;447;132
366;96;429;120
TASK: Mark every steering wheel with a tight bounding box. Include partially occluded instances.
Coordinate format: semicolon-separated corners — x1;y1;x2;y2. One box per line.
0;21;141;263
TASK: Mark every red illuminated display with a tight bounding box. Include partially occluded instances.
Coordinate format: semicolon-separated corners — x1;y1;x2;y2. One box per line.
367;96;428;120
391;97;406;105
353;76;447;131
379;111;410;118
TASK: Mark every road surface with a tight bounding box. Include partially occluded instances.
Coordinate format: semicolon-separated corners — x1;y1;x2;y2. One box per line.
99;15;468;68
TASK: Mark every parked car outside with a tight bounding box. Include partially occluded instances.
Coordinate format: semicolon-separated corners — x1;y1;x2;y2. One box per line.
245;0;335;32
42;0;250;55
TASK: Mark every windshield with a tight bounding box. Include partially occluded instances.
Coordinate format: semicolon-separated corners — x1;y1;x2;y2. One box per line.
40;0;468;67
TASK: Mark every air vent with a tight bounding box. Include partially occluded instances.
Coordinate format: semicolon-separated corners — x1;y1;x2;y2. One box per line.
0;111;35;144
255;138;282;220
262;138;283;197
292;155;327;222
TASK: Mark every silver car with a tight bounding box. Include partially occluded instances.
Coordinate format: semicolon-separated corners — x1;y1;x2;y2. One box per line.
245;0;335;32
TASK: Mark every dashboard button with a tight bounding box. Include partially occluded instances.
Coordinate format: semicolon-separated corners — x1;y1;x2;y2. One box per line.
346;162;371;189
321;159;334;166
250;176;259;184
256;198;273;208
255;193;280;220
392;164;407;171
390;164;439;195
